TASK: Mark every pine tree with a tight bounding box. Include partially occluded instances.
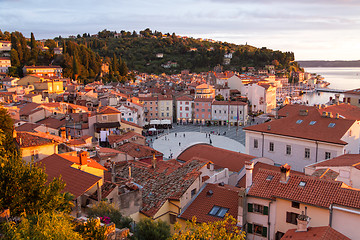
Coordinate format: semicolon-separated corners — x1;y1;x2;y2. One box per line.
30;32;36;50
72;56;79;80
10;49;20;67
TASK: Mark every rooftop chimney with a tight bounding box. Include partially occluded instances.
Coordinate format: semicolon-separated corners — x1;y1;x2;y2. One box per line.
299;109;308;116
267;125;271;130
13;129;17;139
322;111;327;117
79;150;88;165
296;209;310;232
280;164;291;183
60;127;66;140
151;151;156;169
245;161;254;188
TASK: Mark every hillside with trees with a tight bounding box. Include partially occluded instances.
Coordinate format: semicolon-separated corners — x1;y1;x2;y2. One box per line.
63;29;297;74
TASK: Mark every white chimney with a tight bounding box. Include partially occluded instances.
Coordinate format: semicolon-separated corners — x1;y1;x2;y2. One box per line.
245;161;254;188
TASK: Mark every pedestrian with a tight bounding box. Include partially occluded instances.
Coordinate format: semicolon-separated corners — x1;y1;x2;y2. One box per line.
210;139;212;144
175;133;177;137
183;133;185;138
179;142;181;146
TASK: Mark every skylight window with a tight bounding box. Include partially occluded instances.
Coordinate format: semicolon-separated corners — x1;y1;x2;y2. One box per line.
296;120;303;124
328;123;336;128
209;206;229;218
299;181;306;187
266;175;274;181
309;121;316;125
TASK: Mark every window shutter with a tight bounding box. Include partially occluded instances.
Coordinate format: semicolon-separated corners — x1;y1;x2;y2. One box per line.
286;212;291;223
263;206;269;215
262;226;268;237
247;223;253;234
248;203;253;212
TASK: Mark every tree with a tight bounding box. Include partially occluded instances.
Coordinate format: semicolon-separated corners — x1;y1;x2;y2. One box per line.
87;201;132;229
10;49;20;67
215;94;224;101
172;215;245;240
75;218;107;240
30;32;36;50
2;212;83;240
133;218;171;240
0;108;70;216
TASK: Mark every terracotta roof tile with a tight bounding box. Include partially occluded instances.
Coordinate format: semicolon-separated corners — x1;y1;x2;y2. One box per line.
115;159;207;217
282;226;350;240
237;162;304;188
98;106;122;115
37;154;101;198
59;153;107;171
115;142;162;159
311;154;360;169
179;183;242;223
177;144;255;172
244;110;355;145
248;168;360;209
107;132;145;146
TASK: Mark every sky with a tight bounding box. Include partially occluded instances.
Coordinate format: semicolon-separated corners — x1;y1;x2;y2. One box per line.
1;0;360;60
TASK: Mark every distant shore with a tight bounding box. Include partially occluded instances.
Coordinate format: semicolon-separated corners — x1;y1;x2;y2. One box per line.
298;60;360;68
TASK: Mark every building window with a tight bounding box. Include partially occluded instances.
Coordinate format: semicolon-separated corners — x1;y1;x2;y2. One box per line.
286;145;291;155
209;206;229;218
286;212;299;225
248;203;268;215
102;115;107;121
185;107;189;111
269;142;274;152
291;201;300;209
325;152;331;159
254;139;258;149
247;223;267;237
31;150;39;161
305;148;310;159
170;214;177;224
180;107;182;111
191;188;196;198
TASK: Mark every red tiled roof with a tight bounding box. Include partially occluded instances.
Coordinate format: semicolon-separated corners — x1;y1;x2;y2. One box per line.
278;104;318;118
311;154;360;169
38;154;101;198
177;144;256;172
281;226;350;240
345;88;360;95
248;168;360;209
15;131;64;148
15;122;40;132
36;117;66;129
98;106;121;115
121;120;142;129
59;153;107;171
115;142;162;159
320;103;360;120
176;95;193;101
179;183;242;223
115;159;207;217
194;98;214;102
237;162;304;188
107;132;144;145
212;101;247;106
244;110;355;145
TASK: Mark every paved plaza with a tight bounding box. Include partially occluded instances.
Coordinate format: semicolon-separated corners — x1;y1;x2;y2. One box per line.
148;124;251;159
147;117;268;159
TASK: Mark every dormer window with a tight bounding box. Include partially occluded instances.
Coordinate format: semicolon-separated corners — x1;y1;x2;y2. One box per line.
309;121;316;125
296;120;303;124
209;206;229;218
328;123;336;128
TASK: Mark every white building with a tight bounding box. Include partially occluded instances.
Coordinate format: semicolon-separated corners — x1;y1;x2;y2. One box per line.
211;101;248;126
244;109;360;171
118;105;138;125
247;83;276;114
176;95;193;124
305;154;360;189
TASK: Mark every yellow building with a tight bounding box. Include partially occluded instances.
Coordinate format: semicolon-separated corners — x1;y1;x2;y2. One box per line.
23;65;63;78
14;130;64;163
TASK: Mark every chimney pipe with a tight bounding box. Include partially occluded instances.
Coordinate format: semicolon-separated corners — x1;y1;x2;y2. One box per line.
245;161;254;188
297;209;310;232
79;151;88;165
151;151;156;169
280;164;291;183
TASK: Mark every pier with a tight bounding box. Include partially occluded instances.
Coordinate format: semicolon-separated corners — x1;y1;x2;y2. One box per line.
315;88;346;93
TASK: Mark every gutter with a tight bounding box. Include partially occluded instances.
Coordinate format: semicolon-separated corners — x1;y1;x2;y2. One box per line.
261;132;264;157
268;201;272;240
